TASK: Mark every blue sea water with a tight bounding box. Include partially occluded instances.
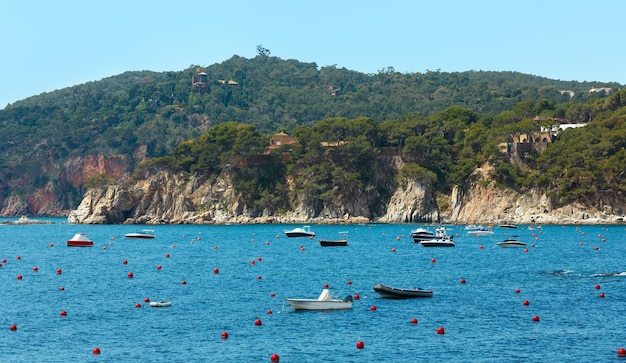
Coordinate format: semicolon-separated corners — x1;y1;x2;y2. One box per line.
0;220;625;362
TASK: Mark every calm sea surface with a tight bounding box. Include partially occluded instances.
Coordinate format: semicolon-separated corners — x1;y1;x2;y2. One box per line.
1;220;625;362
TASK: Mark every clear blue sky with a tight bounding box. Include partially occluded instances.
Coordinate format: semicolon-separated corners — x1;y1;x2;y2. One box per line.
1;0;625;109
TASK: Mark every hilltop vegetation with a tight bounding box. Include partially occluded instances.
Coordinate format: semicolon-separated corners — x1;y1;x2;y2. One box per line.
0;54;624;215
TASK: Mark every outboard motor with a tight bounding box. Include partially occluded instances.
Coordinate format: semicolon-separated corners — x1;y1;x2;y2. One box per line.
343;295;353;302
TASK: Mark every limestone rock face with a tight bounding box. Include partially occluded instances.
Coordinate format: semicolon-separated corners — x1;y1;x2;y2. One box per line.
378;178;439;223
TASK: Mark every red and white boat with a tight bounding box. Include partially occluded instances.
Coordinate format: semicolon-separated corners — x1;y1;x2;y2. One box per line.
67;233;94;247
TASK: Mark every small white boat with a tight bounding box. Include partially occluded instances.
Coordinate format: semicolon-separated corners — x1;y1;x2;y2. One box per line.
319;239;348;246
285;289;352;310
498;224;518;229
284;225;316;238
467;227;494;237
67;233;94;247
410;227;434;242
496;239;527;248
125;230;155;239
149;301;172;307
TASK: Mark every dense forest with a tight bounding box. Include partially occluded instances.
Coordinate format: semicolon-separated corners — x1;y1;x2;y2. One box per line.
0;53;624;215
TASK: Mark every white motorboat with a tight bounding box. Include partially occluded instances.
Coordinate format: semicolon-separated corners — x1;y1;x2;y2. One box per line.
373;284;433;299
284;225;316;238
467;227;494;237
67;233;94;247
496;239;527;248
410;227;434;242
149;301;172;307
285;289;353;310
125;229;155;239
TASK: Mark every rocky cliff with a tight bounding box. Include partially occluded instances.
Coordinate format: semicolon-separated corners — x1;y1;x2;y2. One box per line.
68;167;626;225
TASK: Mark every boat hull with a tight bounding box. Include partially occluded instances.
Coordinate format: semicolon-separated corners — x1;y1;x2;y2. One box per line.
319;239;348;246
149;301;172;307
496;241;527;248
418;239;455;247
125;233;155;239
67;233;93;247
373;284;433;299
285;299;352;310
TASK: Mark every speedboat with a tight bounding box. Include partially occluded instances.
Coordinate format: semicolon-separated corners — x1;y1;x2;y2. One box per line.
496;239;527;248
125;229;156;239
67;233;94;247
149;301;172;307
285;289;352;310
410;227;434;242
373;284;433;299
284;225;316;238
418;238;455;247
498;224;518;229
467;227;494;237
319;239;348;246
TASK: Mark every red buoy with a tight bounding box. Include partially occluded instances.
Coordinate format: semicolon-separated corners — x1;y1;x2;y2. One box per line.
437;326;445;334
460;278;466;284
353;294;360;300
599;292;605;298
515;289;521;293
59;286;65;291
213;268;219;274
270;293;276;297
16;255;21;260
165;254;170;258
182;280;187;285
92;347;101;355
411;318;418;324
257;275;262;280
157;265;162;270
17;274;23;280
250;260;255;266
127;272;133;278
254;319;262;326
221;331;229;339
266;310;273;314
324;283;329;288
431;258;436;263
523;300;529;306
10;324;17;331
123;259;128;264
347;280;352;285
56;269;62;275
33;266;38;272
595;284;601;289
370;305;377;311
391;248;396;252
257;257;262;262
618;348;626;357
532;315;540;322
270;353;280;362
60;310;67;316
144;297;150;303
356;340;365;349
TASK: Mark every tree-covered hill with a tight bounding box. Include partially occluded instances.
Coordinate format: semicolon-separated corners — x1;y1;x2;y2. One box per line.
0;54;623;215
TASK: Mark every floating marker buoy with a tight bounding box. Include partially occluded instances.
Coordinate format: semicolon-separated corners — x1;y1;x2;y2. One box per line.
324;283;329;288
270;353;280;362
618;348;626;357
213;268;219;274
92;347;101;355
257;275;262;280
16;255;21;260
123;259;128;265
56;269;62;275
265;241;270;245
595;284;601;290
144;298;150;303
157;265;162;270
370;305;377;311
257;257;262;262
524;249;529;253
579;242;584;246
165;254;170;258
266;310;273;314
437;326;445;334
356;340;365;349
347;280;352;285
17;274;23;280
59;286;65;291
411;318;418;324
431;258;436;263
523;300;530;306
515;289;521;293
353;294;360;300
60;310;67;316
391;248;396;253
50;243;54;247
221;331;229;339
460;278;466;284
479;245;483;249
254;319;262;326
532;315;540;322
250;260;255;266
127;272;133;278
270;293;275;297
10;324;17;331
135;303;141;308
599;292;605;298
182;280;187;285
